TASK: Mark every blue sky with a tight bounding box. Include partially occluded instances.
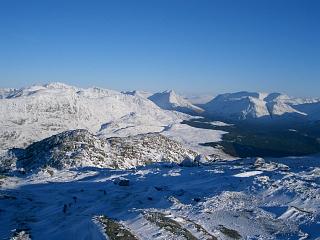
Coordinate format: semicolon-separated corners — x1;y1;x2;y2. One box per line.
0;0;319;97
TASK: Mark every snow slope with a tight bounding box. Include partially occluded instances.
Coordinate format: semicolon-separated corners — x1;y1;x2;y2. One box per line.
1;156;319;239
161;123;228;158
0;83;187;151
203;91;319;121
148;90;204;115
0;129;198;172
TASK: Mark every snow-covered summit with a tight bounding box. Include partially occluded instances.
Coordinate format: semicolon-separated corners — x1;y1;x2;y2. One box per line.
122;90;153;99
203;91;320;121
0;129;197;172
0;83;187;151
0;88;17;99
148;90;204;115
0;82;78;99
44;82;75;88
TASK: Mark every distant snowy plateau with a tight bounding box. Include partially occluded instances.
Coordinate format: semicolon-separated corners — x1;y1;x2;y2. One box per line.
0;83;319;239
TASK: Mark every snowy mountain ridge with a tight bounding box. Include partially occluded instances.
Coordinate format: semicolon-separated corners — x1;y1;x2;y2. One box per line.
0;83;189;151
148;90;204;115
122;90;153;99
203;91;320;121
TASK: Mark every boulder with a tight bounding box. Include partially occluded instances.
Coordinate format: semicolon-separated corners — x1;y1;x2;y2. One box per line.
179;156;197;167
114;177;130;186
254;157;265;168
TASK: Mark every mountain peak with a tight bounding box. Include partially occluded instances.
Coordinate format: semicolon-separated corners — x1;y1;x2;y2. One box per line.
203;91;319;121
148;90;204;115
163;89;176;94
43;82;76;89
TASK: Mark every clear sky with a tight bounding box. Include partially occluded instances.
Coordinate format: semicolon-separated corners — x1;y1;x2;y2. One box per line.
0;0;319;97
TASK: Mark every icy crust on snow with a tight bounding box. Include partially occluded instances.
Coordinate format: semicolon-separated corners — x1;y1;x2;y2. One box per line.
0;129;198;172
0;156;319;239
203;91;320;121
0;83;189;151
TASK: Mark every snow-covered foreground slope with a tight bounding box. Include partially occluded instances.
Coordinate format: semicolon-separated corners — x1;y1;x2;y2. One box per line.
148;90;204;115
1;156;319;239
0;83;188;151
203;91;320;121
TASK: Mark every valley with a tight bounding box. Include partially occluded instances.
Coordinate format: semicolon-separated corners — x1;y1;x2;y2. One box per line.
183;119;320;158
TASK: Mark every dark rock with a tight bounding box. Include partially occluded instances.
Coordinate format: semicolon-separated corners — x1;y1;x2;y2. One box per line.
114;178;130;186
174;189;185;196
193;197;201;202
179;156;197;167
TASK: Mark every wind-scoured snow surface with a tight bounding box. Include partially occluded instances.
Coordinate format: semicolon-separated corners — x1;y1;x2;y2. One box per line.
203;91;320;121
1;157;319;239
0;83;222;156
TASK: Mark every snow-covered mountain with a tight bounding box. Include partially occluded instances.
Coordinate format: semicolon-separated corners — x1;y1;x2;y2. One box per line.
0;83;189;151
203;91;320;121
122;90;153;99
0;129;197;172
0;88;18;99
148;90;204;115
1;84;320;240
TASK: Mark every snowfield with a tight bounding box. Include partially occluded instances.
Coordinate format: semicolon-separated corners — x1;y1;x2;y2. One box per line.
161;123;228;158
1;156;319;239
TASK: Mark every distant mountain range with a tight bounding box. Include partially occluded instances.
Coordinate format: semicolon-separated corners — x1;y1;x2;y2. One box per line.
123;88;320;122
1;82;320;154
202;91;320;122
